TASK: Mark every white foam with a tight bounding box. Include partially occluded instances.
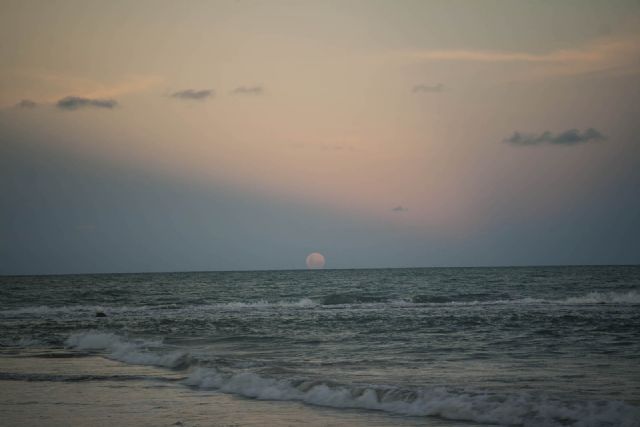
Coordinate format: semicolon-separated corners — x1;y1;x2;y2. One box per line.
60;331;640;425
429;290;640;307
389;298;415;307
3;291;638;322
562;290;640;304
65;331;189;368
206;298;318;310
491;290;640;306
184;367;640;426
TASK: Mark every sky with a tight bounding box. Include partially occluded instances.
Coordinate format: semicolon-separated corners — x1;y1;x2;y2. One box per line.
1;0;640;275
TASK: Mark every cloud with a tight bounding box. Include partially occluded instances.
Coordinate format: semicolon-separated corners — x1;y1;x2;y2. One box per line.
231;86;263;95
16;99;37;109
56;96;118;110
392;205;408;212
170;89;214;100
504;128;606;146
396;34;640;77
412;84;444;93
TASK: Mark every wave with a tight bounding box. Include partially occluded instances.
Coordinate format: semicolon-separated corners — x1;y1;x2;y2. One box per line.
65;331;190;369
314;290;640;307
325;290;640;306
3;290;639;319
63;331;640;426
0;372;151;383
409;290;640;306
562;290;640;304
0;299;318;317
11;337;46;347
404;290;640;306
184;367;639;426
208;298;317;309
0;304;143;317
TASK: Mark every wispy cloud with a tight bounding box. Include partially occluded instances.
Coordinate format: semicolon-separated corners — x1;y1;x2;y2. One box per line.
56;96;118;111
170;89;214;100
392;205;408;212
396;35;640;77
24;72;163;100
16;99;37;109
231;85;264;95
412;84;444;93
82;75;163;99
504;128;606;146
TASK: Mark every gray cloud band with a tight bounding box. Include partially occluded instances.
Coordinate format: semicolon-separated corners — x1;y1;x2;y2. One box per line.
231;86;263;95
504;128;605;146
57;96;118;110
170;89;214;100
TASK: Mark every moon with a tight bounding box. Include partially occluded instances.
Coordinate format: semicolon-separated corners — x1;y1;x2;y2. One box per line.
305;252;326;269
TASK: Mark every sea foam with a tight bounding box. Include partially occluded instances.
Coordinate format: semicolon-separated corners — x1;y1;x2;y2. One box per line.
562;290;640;304
184;367;640;427
63;331;640;426
65;331;190;368
3;290;639;321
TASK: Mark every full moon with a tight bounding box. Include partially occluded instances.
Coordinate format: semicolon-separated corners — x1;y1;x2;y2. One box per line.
305;252;326;269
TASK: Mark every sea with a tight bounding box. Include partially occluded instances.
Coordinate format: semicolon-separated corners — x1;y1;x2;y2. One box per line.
1;266;639;426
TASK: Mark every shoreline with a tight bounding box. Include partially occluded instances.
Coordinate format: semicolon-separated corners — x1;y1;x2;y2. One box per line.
0;351;471;427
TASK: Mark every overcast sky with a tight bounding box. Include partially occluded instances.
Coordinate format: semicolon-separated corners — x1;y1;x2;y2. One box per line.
1;0;639;274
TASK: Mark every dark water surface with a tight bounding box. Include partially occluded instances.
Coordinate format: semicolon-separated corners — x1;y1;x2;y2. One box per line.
1;266;639;426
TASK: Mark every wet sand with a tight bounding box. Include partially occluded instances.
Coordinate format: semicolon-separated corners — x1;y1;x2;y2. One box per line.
0;351;474;427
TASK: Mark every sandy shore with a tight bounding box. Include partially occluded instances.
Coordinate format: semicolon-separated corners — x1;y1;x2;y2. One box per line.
0;350;472;427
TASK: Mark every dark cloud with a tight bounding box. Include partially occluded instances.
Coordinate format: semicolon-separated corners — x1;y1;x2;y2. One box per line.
170;89;214;100
412;83;444;93
231;85;263;95
16;99;37;109
504;128;606;146
392;205;408;212
57;96;118;110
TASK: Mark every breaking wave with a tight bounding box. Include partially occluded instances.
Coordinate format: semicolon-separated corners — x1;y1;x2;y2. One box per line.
185;366;639;426
65;331;190;368
561;290;640;304
61;331;640;426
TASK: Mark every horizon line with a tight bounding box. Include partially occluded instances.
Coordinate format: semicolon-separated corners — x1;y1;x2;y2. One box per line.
1;262;639;278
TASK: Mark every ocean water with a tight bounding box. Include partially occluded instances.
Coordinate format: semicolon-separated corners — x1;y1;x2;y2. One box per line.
1;266;639;426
